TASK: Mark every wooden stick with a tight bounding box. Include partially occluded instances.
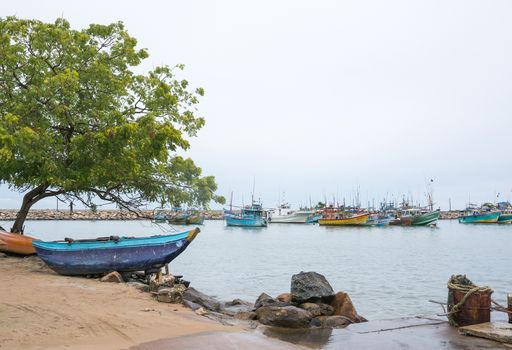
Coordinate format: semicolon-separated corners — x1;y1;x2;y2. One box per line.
508;294;512;324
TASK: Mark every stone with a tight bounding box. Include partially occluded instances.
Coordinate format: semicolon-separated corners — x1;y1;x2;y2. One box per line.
194;307;208;316
225;298;252;307
100;271;124;283
256;306;312;328
149;274;175;292
0;252;7;258
330;292;360;323
276;293;291;303
182;287;221;312
291;272;335;304
310;316;351;328
183;300;202;311
234;311;257;321
299;302;333;317
156;284;187;304
255;293;275;309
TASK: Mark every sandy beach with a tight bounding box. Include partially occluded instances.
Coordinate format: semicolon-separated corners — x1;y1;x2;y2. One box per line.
0;254;281;350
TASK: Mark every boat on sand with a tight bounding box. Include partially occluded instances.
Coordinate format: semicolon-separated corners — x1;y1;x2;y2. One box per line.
0;230;38;255
33;228;199;276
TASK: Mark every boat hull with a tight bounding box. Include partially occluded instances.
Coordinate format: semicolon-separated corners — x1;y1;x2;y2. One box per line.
225;216;267;227
458;212;500;224
497;214;512;224
32;228;199;276
412;211;440;226
270;211;316;224
319;214;369;226
0;231;38;255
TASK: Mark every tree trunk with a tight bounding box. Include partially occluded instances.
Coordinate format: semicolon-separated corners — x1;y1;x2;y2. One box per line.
11;185;48;234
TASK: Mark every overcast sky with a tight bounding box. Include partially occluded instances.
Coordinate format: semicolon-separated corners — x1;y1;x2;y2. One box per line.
1;0;511;210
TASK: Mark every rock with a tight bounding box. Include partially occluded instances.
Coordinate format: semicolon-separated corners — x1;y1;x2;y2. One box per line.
234;311;257;320
183;300;202;311
100;271;124;283
0;252;7;258
195;307;208;316
127;281;149;292
276;293;291;303
156;288;172;303
156;284;187;304
255;293;275;309
225;298;252;307
256;306;312;328
149;274;175;292
291;272;334;304
330;292;361;322
182;287;221;312
310;316;351;328
299;302;333;317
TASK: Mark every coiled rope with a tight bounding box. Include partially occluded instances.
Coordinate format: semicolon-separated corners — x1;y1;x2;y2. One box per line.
447;275;493;327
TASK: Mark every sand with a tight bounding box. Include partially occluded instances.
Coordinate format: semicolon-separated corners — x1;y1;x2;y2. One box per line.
0;254;244;350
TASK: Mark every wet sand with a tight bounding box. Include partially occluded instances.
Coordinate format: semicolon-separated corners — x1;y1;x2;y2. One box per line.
0;255;261;350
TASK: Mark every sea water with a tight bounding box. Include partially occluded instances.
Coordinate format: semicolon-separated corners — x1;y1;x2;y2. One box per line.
6;219;510;320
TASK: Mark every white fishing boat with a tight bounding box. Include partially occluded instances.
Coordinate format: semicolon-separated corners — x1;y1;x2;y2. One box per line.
268;203;320;224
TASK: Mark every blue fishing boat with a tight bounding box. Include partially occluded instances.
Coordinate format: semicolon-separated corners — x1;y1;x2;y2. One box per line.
32;228;199;276
225;203;267;227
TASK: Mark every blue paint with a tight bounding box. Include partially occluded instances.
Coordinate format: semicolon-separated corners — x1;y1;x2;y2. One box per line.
32;229;197;275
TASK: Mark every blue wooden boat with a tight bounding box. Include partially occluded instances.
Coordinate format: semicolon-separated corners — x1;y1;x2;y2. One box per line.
458;211;500;224
225;203;267;227
32;228;199;276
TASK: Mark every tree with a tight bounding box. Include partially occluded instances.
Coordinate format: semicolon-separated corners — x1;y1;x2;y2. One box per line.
0;17;224;233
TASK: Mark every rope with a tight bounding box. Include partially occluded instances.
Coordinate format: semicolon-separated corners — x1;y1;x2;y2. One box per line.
446;275;493;327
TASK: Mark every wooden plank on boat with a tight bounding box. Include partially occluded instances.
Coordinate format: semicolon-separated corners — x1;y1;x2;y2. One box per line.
459;322;512;344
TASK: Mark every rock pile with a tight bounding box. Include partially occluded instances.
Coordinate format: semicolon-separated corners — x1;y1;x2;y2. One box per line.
102;269;366;330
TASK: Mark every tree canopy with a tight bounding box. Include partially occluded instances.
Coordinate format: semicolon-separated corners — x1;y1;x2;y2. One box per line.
0;17;224;233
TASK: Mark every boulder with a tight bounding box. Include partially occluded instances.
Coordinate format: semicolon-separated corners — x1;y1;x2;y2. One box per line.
149;274;175;292
310;316;351;328
256;306;312;328
100;271;124;283
291;272;334;304
225;298;252;307
299;303;334;317
330;292;361;322
254;293;275;309
234;311;257;320
156;284;187;304
276;293;291;303
183;287;221;312
0;252;7;258
183;299;202;311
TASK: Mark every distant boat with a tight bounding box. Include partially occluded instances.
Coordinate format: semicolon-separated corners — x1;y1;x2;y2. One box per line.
0;230;38;255
497;211;512;224
365;214;392;227
168;210;204;225
152;209;167;223
390;209;439;226
458;211;500;224
269;204;321;224
32;228;199;276
225;203;267;227
318;210;369;226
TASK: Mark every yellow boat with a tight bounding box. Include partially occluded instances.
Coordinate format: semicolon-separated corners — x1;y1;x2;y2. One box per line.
319;213;369;226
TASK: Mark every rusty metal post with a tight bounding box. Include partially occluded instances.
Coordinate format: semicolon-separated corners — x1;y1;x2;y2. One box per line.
508;294;512;324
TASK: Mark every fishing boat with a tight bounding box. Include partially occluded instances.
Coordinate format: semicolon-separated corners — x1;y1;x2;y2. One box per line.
32;228;199;276
365;213;392;227
0;230;38;255
268;203;321;224
411;211;440;226
497;211;512;224
390;209;439;226
458;211;500;224
225;203;267;227
168;209;204;225
152;209;168;223
318;208;369;226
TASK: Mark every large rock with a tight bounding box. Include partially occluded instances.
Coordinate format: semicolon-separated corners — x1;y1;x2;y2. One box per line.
291;272;334;303
156;284;187;304
149;274;175;292
330;292;364;322
276;293;291;303
256;306;312;328
254;293;288;309
182;287;221;312
310;316;351;328
234;311;257;320
100;271;124;283
299;303;334;317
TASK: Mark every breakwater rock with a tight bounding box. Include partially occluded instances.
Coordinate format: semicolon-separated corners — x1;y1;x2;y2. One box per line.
0;209;224;221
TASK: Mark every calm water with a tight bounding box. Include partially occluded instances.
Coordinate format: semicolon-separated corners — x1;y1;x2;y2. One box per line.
5;219;511;320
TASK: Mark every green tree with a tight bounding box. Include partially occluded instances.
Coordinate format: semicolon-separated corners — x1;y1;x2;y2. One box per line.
0;17;224;233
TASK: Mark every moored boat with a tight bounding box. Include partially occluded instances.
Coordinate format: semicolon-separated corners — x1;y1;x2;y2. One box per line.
458;211;500;224
225;203;267;227
497;212;512;224
32;228;199;276
412;211;440;226
269;206;321;224
0;230;38;255
168;210;204;225
365;213;392;227
319;212;369;226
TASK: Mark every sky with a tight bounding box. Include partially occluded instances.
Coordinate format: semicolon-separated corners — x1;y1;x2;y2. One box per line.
1;0;512;210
